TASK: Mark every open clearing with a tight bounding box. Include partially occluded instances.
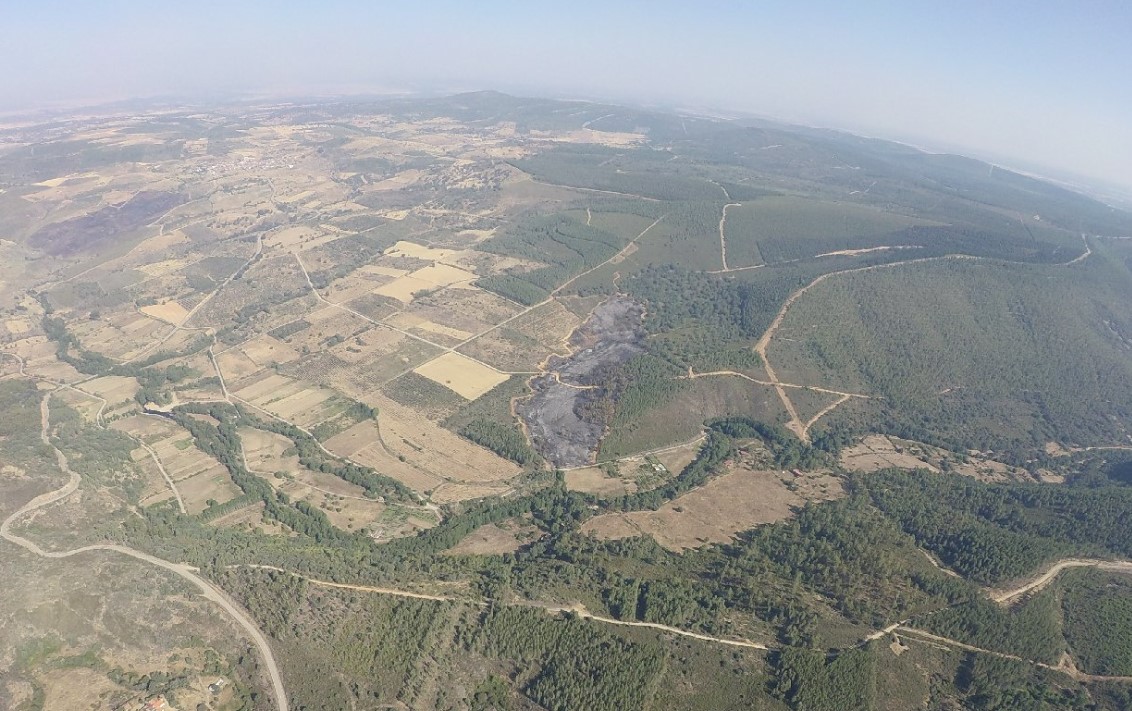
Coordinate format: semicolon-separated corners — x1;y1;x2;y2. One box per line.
840;434;941;473
841;434;1029;482
413;351;509;400
582;463;843;551
442;518;542;556
139;300;189;324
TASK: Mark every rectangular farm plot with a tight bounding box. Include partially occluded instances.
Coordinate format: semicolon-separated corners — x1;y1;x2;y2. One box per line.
413;352;509;400
139;300;189;324
177;468;243;515
235;375;342;428
374;264;479;303
384;312;472;347
366;394;521;485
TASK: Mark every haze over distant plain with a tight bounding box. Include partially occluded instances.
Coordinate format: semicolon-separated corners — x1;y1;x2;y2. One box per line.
2;0;1128;193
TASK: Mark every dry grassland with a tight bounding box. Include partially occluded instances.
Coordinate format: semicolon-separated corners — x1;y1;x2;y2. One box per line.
508;300;582;350
359;264;409;278
240;427;298;473
384;312;472;346
131;447;177;507
139;300;189;324
209;501;293;535
111;415;240;514
71;310;166;360
583;465;843;551
564;467;637;497
240;334;301;366
135;257;191;277
529;128;646;146
369;393;520;483
430;482;511;504
321;420;444;495
52;388;103;423
5;317;32;334
413;352;509;400
443;518;541;556
82;374;140;409
840;435;940;473
384;240;463;262
215;348;263;382
401;287;524;336
374;275;436;302
458;331;545;372
176;471;243;514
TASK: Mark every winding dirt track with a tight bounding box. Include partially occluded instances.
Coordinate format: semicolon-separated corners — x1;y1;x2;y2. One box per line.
991;558;1132;604
751;235;1095;440
0;393;288;710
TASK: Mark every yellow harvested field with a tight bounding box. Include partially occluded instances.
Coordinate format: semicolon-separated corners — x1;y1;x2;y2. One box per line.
564;467;636;497
82;375;139;406
409;263;477;287
140;300;189;324
374;275;437;302
5;318;31;334
413;352;509;400
582;465;843;551
384;240;463;262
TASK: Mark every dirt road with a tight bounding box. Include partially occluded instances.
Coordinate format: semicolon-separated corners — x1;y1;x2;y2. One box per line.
0;392;288;710
547;604;769;649
991;558;1132;604
717;202;741;271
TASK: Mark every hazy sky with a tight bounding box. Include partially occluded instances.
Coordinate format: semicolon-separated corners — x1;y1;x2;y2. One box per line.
3;1;1129;190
